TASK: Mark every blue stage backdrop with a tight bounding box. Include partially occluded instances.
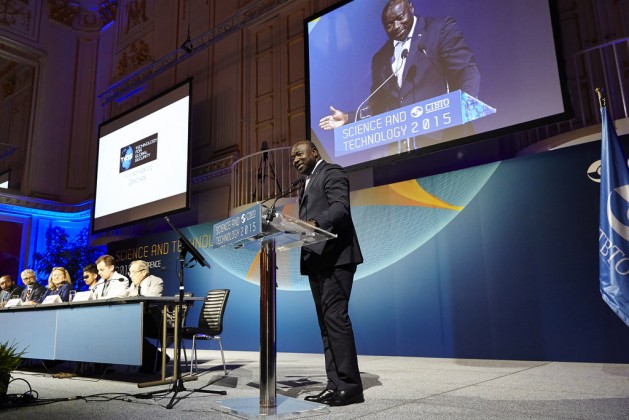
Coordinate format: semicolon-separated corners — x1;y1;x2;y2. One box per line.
108;138;629;363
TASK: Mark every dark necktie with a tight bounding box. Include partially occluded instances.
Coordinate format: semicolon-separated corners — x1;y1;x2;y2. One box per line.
26;288;32;300
102;280;110;296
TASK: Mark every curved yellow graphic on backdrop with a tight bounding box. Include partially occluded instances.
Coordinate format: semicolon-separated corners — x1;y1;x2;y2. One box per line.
245;179;463;282
352;179;463;210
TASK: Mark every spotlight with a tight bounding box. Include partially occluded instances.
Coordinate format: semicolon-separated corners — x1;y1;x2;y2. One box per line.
181;36;194;54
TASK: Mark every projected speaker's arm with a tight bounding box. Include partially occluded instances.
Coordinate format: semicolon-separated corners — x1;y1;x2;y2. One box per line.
319;105;349;131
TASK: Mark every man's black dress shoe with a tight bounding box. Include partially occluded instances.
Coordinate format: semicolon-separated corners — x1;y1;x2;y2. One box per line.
304;389;335;403
323;390;365;407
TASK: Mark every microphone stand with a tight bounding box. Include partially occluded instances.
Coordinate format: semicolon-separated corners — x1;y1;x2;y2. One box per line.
262;177;305;227
354;48;408;123
135;216;225;408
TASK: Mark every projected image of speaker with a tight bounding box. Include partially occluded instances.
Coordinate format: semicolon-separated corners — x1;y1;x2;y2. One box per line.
92;79;192;233
305;0;571;169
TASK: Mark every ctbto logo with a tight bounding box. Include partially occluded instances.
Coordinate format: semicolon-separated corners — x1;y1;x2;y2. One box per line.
607;185;629;241
587;160;601;182
410;105;424;118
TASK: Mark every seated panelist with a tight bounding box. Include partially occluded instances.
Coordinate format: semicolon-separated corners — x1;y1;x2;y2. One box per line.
0;274;23;307
127;259;168;374
82;263;100;292
128;260;164;297
20;269;46;303
37;267;73;303
93;254;130;299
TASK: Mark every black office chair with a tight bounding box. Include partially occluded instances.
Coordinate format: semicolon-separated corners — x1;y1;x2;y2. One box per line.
181;289;230;376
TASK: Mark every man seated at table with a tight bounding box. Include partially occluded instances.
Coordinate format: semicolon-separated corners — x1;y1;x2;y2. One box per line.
128;259;170;373
20;269;46;303
93;254;130;299
82;263;99;292
0;274;23;307
128;260;164;297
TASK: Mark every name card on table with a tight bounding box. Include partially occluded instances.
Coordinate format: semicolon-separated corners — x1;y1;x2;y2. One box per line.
41;295;62;305
4;298;22;308
72;291;94;302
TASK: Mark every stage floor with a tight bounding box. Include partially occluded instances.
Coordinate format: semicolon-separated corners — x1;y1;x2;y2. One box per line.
3;350;628;419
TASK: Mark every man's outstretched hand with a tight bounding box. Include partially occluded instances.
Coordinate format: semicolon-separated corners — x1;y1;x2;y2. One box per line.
319;106;349;130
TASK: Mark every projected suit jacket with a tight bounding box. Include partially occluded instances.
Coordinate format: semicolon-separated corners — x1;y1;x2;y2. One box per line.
298;160;363;276
369;15;480;116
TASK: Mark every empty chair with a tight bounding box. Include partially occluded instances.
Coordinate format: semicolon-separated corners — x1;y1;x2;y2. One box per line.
181;289;230;376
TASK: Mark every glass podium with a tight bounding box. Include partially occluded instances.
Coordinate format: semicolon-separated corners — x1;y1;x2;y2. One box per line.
211;203;336;418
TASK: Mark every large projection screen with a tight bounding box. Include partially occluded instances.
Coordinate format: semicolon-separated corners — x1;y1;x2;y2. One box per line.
92;80;191;233
306;0;570;169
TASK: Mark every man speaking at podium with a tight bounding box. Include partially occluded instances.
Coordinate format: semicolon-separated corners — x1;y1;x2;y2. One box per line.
291;140;364;406
319;0;480;145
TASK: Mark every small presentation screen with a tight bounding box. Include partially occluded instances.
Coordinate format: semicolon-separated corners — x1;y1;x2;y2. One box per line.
306;0;570;168
92;80;191;233
0;170;8;189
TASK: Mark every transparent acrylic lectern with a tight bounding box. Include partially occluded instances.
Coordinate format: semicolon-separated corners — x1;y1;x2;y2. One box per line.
210;203;336;418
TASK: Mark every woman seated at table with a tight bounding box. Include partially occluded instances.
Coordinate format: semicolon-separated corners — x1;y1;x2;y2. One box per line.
38;267;73;303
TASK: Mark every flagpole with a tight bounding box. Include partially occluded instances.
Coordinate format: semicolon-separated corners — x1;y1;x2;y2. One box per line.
596;87;605;108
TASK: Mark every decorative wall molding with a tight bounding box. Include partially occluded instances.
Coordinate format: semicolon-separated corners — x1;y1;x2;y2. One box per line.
46;0;119;31
116;0;153;50
0;64;33;99
47;0;80;27
115;38;151;79
191;148;240;184
0;190;91;218
99;0;294;104
99;0;118;27
123;0;148;34
0;0;40;41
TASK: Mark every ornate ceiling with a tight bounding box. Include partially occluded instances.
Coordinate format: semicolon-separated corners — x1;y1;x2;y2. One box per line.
0;0;118;34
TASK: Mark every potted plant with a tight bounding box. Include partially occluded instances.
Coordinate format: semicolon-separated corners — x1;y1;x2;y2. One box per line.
0;340;26;399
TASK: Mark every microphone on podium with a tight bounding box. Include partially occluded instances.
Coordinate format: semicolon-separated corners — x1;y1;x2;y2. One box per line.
262;176;306;225
354;48;408;123
279;176;306;196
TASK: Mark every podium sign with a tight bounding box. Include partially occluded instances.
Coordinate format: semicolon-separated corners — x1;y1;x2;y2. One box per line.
333;90;496;157
213;203;336;252
212;203;262;248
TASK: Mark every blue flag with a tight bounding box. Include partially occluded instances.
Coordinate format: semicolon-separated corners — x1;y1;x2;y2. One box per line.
599;105;629;327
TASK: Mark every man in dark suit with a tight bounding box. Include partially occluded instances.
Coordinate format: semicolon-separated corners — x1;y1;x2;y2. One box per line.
319;0;480;150
291;140;364;407
369;0;479;114
19;269;46;303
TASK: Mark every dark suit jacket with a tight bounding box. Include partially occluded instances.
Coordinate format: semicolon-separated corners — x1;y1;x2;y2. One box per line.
39;283;72;303
0;285;23;302
20;283;46;302
369;15;480;116
299;160;363;275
